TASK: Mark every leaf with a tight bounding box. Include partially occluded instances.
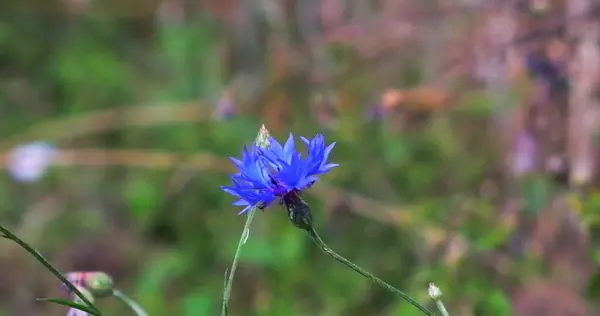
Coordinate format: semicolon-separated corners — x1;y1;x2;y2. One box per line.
38;298;100;315
488;290;512;316
522;176;553;215
181;291;213;316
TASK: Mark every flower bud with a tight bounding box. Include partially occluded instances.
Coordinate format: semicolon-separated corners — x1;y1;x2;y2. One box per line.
84;272;114;298
255;124;271;149
284;193;313;232
428;283;443;300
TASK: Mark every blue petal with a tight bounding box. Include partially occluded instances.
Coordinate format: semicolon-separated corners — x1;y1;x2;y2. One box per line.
229;157;244;169
282;133;295;162
238;205;253;215
232;200;248;206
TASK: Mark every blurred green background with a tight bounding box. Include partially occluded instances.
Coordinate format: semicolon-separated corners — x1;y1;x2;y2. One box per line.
1;1;600;315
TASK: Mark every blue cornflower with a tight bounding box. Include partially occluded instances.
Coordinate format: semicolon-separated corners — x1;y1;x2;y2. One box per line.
221;133;338;215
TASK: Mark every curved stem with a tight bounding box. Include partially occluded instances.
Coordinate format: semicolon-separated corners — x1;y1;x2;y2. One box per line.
221;207;257;316
0;224;102;315
308;227;435;316
113;289;149;316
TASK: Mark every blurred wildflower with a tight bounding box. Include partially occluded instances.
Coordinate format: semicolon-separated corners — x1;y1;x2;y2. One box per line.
212;90;237;120
221;133;337;228
66;285;94;316
366;102;388;120
366;90;403;120
6;141;57;183
510;131;537;176
524;52;568;97
66;308;88;316
62;272;114;298
63;272;87;291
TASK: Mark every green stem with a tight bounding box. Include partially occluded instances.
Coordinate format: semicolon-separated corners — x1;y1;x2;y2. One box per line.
113;289;149;316
308;227;435;316
434;299;450;316
221;207;257;316
0;224;102;315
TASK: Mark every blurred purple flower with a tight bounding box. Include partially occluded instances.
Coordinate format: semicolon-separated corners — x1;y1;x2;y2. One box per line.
64;284;94;316
366;102;389;120
6;141;57;183
524;52;568;98
212;90;236;120
510;132;537;176
66;307;89;316
61;272;87;295
366;91;400;121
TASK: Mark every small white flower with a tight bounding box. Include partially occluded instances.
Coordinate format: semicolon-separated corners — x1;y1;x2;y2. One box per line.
428;283;443;300
6;142;57;183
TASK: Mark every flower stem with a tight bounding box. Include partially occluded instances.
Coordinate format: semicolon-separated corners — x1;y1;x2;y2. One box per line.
221;206;257;316
0;224;102;315
113;289;149;316
308;227;435;316
434;299;450;316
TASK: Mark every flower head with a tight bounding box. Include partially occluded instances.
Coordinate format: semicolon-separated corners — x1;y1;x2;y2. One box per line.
63;272;87;292
7;141;57;183
428;283;443;300
62;272;114;298
222;133;338;214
